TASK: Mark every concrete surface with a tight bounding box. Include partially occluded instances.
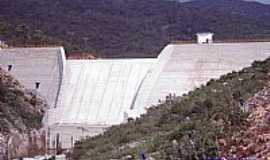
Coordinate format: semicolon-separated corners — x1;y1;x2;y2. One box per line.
48;59;156;126
0;47;66;109
137;42;270;111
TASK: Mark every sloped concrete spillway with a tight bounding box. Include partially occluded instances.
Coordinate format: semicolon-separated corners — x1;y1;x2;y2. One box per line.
47;59;157;148
1;42;270;149
51;59;156;125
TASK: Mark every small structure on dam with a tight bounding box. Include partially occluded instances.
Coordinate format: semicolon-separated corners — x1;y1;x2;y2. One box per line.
196;32;214;44
1;39;270;150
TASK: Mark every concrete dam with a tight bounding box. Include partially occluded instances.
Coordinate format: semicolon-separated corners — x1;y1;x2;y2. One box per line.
1;41;270;149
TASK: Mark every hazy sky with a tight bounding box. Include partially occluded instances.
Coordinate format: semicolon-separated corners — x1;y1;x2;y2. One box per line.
177;0;270;4
246;0;270;4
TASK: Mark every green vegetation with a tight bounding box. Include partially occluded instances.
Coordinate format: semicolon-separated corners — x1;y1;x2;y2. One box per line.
0;68;45;135
1;0;270;57
0;16;62;48
73;58;270;159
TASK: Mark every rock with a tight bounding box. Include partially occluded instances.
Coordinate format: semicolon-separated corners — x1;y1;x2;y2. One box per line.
220;87;270;158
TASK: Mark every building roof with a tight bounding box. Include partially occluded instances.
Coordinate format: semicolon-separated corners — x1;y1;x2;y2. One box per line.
196;32;214;36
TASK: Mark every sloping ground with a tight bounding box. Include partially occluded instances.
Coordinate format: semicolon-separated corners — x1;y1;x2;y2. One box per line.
73;57;270;159
220;87;270;158
0;68;47;159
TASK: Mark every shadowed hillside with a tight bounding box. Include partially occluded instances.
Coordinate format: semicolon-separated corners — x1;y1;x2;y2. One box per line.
73;58;270;159
0;68;45;134
0;68;47;159
1;0;270;57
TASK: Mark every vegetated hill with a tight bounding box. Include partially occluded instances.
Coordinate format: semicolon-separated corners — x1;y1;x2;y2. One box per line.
0;68;47;159
73;58;270;160
1;0;270;57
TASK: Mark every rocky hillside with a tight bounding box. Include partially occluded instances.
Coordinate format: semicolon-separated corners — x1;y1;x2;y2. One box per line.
220;87;270;158
73;58;270;159
1;0;270;57
0;68;47;159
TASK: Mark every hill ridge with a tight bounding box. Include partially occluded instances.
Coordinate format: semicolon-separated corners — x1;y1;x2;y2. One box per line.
1;0;270;57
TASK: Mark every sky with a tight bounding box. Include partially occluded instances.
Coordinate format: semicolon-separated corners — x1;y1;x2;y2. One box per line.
176;0;270;4
246;0;270;4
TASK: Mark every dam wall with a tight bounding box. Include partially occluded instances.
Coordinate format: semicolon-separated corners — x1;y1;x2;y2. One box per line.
0;47;66;109
48;59;156;126
48;42;270;149
47;59;156;148
2;42;270;149
135;42;270;110
130;45;174;115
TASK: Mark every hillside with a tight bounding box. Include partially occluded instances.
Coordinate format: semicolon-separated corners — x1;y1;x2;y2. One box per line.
73;58;270;159
0;68;45;134
1;0;270;57
0;68;47;159
221;87;270;158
